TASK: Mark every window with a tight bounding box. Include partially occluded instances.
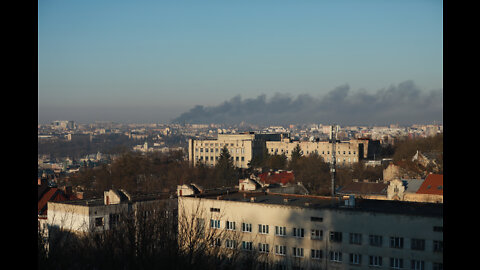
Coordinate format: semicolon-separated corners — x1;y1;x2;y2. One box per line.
369;235;382;246
275;245;286;256
411;239;425;251
241;156;244;161
433;240;443;252
369;255;382;267
330;231;342;242
349;253;361;265
310;216;323;222
293;228;304;238
95;217;104;227
242;222;252;232
259;224;269;234
212;238;221;247
433;226;443;232
109;214;119;227
226;239;237;249
210;219;220;229
411;260;425;270
242;241;253;251
258;243;270;253
329;251;342;262
226;221;236;230
349;233;362;245
292;247;304;257
311;229;323;240
390;258;403;269
311;249;322;260
275;226;286;236
390;237;404;249
210;207;220;212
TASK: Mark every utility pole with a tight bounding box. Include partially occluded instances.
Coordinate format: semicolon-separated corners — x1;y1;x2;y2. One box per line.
330;124;338;198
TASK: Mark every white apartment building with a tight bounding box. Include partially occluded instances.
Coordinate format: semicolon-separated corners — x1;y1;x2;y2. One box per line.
188;133;375;168
46;190;174;234
188;133;284;168
178;192;443;270
265;140;365;166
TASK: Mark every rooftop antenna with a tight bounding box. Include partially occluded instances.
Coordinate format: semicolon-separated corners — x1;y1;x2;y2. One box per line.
330;124;338;199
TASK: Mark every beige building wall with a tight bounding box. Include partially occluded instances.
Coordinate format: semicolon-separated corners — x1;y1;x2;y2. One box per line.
190;137;254;168
266;141;361;166
178;196;443;269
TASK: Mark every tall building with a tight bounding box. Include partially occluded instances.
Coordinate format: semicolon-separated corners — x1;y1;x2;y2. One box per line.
188;132;285;168
188;132;377;168
178;191;443;270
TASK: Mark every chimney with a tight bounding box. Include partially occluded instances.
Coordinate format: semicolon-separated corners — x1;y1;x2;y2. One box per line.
64;186;72;197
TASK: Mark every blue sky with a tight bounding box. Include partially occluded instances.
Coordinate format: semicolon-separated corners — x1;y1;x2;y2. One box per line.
38;0;443;124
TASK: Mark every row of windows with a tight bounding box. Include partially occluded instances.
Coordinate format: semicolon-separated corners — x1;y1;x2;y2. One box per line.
216;239;443;270
197;156;245;162
210;220;443;252
196;147;245;154
269;148;356;156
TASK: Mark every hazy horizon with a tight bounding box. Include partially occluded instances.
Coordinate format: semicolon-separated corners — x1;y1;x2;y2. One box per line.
38;1;442;125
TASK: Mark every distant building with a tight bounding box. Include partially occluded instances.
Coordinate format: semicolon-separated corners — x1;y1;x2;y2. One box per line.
188;132;285;168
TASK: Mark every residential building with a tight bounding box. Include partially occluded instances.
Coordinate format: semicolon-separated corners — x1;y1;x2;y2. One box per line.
188;132;284;168
46;189;174;234
178;191;443;270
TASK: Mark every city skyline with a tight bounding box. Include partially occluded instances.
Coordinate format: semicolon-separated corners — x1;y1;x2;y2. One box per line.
38;0;443;124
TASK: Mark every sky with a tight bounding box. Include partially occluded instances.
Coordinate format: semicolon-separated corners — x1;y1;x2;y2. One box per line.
38;0;443;125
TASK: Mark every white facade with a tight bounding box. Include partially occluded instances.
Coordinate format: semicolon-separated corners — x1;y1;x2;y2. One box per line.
178;193;443;269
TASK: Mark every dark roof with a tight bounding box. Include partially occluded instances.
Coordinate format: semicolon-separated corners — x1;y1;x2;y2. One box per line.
337;181;388;195
192;191;443;218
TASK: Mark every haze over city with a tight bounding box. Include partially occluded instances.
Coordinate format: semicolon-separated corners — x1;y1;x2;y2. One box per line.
38;0;442;125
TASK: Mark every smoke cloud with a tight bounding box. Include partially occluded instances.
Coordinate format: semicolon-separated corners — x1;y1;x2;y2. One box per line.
172;80;442;126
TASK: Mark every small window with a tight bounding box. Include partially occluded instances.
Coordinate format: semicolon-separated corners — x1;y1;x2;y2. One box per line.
369;255;382;266
275;245;286;256
310;216;323;222
258;243;269;253
390;258;404;269
349;233;362;245
330;231;342;242
411;239;425;250
275;226;286;236
210;208;220;212
389;237;404;249
292;247;304;257
242;241;253;251
329;251;342;262
95;217;104;227
259;224;269;234
311;229;323;240
226;221;236;230
311;249;322;260
242;222;252;232
349;253;361;265
293;228;304;238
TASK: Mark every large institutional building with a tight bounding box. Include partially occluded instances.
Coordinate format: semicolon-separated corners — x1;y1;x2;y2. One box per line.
188;132;377;168
178;191;443;270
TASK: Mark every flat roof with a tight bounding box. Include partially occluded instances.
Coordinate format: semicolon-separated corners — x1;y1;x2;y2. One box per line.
189;191;443;218
51;192;172;207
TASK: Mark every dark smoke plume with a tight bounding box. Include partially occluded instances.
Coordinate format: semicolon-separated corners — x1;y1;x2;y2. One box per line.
172;80;442;125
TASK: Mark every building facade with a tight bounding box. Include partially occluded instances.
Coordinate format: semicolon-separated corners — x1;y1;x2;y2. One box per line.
188;133;284;168
178;192;443;270
188;133;376;168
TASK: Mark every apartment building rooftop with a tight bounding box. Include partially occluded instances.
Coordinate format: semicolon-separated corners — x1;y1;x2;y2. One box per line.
57;191;172;207
189;191;443;218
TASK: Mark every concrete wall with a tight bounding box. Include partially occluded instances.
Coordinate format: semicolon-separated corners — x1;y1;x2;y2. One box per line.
178;196;443;269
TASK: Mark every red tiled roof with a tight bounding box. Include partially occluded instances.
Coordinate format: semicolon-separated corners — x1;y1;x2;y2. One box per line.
258;171;295;185
416;174;443;195
37;187;79;216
